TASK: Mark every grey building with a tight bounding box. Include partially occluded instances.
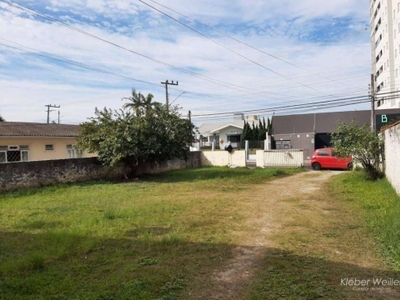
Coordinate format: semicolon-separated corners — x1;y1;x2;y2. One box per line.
271;109;400;164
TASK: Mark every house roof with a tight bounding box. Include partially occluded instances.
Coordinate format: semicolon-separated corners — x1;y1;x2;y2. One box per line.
0;122;80;137
198;120;244;135
210;123;243;133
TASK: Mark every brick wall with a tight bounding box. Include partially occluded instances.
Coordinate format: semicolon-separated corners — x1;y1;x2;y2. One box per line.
0;152;202;193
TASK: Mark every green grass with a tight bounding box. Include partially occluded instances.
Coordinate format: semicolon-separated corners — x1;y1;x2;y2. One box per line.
329;171;400;269
0;166;302;300
246;170;400;300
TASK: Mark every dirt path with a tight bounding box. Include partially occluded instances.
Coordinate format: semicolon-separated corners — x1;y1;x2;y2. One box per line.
192;171;400;300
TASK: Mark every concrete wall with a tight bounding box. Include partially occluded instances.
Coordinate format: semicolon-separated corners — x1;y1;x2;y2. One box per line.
201;150;246;167
0;152;202;193
0;137;96;161
383;122;400;194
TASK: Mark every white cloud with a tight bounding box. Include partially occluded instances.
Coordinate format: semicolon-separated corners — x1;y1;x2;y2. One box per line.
0;0;372;125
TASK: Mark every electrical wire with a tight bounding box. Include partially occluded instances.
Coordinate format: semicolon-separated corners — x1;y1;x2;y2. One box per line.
138;0;334;96
0;0;287;95
145;0;359;88
191;91;400;119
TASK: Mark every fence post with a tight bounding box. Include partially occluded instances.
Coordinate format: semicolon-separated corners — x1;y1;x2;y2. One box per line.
245;140;249;160
265;134;270;150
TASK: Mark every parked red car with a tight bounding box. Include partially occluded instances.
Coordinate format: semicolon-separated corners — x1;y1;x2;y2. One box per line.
310;147;353;170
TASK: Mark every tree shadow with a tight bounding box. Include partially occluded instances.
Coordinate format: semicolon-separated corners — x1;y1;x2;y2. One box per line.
139;167;297;184
0;230;399;300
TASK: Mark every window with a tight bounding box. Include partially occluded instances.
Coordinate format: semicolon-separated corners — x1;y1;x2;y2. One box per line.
0;145;29;163
45;144;54;151
227;135;240;143
66;144;83;158
317;151;329;157
275;140;291;150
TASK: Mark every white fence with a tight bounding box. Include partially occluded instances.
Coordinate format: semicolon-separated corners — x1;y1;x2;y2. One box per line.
383;121;400;195
258;149;304;168
200;149;304;168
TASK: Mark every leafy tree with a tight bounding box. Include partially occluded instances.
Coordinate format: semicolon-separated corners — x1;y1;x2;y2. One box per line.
331;121;384;180
77;98;194;179
0;115;4;122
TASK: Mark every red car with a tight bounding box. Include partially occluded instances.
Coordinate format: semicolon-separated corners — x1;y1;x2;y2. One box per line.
311;147;353;170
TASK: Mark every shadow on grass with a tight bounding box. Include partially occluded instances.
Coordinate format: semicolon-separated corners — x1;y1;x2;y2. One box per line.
139;167;302;184
0;167;302;198
0;179;114;199
0;230;399;300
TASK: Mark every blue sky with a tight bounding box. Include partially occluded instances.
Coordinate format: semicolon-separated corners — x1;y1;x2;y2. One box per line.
0;0;371;125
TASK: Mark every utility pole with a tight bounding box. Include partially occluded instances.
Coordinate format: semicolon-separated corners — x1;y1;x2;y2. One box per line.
370;74;376;132
45;104;60;124
161;80;179;111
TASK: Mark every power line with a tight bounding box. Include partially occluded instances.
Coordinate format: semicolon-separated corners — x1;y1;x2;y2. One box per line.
138;0;331;96
0;0;279;95
0;39;163;88
190;92;398;119
145;0;357;89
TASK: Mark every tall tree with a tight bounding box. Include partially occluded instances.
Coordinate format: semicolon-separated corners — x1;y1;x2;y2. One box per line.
78;93;194;179
267;117;272;134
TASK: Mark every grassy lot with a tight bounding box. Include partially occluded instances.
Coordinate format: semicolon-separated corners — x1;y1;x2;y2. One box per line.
329;170;400;269
0;167;302;300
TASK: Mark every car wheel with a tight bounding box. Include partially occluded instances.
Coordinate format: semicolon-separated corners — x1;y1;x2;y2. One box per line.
346;163;353;171
312;162;321;170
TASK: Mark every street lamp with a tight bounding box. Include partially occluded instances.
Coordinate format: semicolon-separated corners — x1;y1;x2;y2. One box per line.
170;92;187;106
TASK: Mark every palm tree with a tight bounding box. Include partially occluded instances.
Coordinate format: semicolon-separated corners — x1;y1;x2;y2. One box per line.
141;93;156;116
122;90;157;118
122;89;145;118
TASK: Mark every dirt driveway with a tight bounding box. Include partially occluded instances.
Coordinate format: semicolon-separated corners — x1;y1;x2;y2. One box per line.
190;171;400;300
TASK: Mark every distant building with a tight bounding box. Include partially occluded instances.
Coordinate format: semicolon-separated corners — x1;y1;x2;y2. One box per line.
272;109;400;164
0;122;96;163
197;114;260;149
370;0;400;109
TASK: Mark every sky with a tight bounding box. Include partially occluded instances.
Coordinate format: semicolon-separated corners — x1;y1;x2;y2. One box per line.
0;0;372;125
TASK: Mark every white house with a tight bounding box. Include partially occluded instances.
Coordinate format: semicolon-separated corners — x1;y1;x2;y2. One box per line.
197;114;260;149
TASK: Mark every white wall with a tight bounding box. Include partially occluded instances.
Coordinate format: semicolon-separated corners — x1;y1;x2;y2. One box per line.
259;149;304;168
201;150;246;167
201;149;304;168
383;122;400;194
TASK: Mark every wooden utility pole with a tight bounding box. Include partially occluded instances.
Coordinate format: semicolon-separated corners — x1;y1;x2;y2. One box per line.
161;80;178;111
45;104;60;124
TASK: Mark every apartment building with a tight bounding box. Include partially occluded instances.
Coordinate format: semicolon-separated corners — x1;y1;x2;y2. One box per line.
370;0;400;109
